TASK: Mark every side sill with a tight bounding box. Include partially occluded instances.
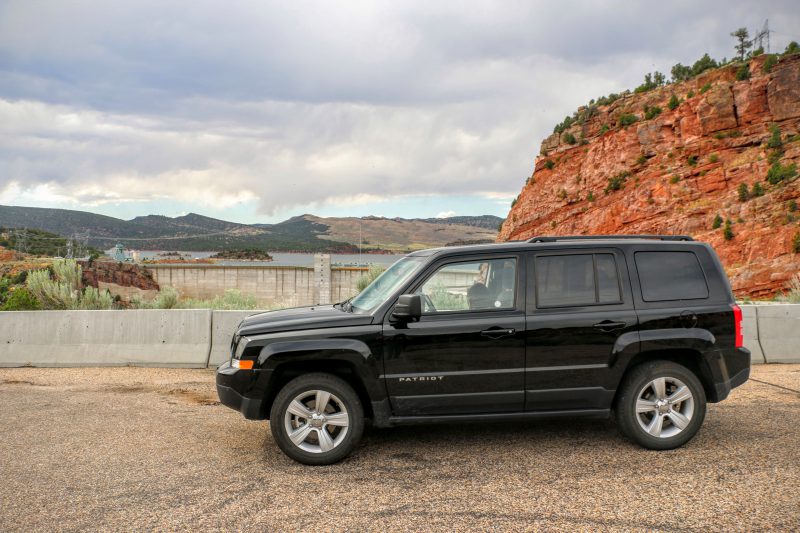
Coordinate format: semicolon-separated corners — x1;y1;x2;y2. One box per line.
384;408;611;427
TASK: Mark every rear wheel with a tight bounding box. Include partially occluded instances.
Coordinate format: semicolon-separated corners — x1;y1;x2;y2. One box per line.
616;360;706;450
270;373;364;465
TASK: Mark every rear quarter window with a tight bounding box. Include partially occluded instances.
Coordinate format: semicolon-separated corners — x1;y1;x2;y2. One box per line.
634;251;709;302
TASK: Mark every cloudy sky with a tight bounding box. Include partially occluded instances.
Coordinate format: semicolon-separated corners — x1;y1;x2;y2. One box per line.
1;1;798;223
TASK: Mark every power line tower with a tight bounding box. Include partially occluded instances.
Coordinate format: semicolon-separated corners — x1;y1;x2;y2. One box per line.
14;228;29;254
65;238;74;259
754;19;771;52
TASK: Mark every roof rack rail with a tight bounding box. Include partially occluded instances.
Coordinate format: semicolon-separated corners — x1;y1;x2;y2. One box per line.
527;235;694;243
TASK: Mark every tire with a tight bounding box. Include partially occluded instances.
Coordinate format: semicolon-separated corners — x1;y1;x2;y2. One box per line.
615;360;706;450
270;373;364;465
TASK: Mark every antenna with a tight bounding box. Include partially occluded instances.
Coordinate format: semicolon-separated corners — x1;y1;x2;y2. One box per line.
754;19;771;52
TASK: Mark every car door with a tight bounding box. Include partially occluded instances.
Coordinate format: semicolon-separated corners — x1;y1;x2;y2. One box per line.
524;248;639;411
382;253;526;416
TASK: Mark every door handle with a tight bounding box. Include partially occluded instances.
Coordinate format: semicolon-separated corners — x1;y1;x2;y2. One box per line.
480;327;516;339
592;320;627;332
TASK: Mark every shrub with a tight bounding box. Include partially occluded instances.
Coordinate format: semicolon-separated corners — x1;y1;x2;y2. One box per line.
794;233;800;254
1;287;41;311
784;41;800;56
751;181;764;197
723;219;734;241
636;154;647;165
634;72;665;93
667;94;681;110
553;115;574;134
767;124;783;149
587;191;595;202
25;259;114;310
618;114;637;127
544;160;555;170
737;183;749;201
599;124;610;135
687;155;698;166
691;53;718;76
687;90;695;98
712;214;723;229
563;132;577;145
709;153;719;163
789;200;798;213
763;54;778;73
605;171;630;193
510;195;518;208
670;175;680;184
700;83;712;94
671;63;692;83
644;105;662;120
735;63;750;81
766;161;798;185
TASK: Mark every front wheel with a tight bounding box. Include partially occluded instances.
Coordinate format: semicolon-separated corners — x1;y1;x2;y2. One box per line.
270;373;364;465
616;361;706;450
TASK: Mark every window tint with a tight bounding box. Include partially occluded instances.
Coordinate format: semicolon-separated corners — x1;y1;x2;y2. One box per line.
535;253;622;307
416;258;516;313
635;251;708;301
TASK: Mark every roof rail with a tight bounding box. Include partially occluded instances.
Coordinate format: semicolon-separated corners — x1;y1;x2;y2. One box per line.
527;234;694;243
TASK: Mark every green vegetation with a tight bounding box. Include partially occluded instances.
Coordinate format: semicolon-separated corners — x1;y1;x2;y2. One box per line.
1;287;41;311
605;171;631;194
563;131;577;145
669;175;680;184
25;260;114;310
558;189;568;200
686;90;695;98
735;63;750;81
738;183;749;201
131;287;264;310
634;72;666;93
789;200;798;213
599;124;610;135
784;41;800;56
510;195;518;208
793;234;800;254
687;155;698;166
766;161;798;185
357;264;386;293
644;105;662;120
762;54;778;73
700;82;712;94
544;160;555;170
636;154;647;165
618;114;637;127
712;214;723;229
723;219;734;241
671;53;719;83
751;181;764;197
730;28;752;62
667;94;681;110
709;153;719;163
587;191;595;202
767;124;783;149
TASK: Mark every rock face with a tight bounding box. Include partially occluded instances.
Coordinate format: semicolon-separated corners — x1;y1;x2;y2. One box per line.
80;260;160;291
499;55;800;299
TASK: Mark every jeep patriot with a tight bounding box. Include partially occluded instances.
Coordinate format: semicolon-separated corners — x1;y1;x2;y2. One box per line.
216;235;750;464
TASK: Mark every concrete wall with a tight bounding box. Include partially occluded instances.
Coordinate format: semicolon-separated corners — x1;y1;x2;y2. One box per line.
146;264;367;306
0;304;797;368
0;310;211;368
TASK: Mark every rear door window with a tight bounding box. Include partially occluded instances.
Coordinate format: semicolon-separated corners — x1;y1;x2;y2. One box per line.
634;251;709;301
535;253;621;308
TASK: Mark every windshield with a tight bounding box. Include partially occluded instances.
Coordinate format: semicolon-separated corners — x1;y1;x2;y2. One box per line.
349;256;426;314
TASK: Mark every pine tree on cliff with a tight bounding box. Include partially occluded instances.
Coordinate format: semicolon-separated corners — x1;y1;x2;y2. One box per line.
731;28;752;62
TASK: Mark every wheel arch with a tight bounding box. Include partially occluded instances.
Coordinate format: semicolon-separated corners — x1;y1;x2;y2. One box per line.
613;348;718;408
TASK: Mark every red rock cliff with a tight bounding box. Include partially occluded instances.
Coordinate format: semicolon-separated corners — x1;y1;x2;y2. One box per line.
499;54;800;298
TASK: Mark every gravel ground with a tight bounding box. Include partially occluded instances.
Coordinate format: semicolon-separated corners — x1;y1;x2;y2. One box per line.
0;365;798;532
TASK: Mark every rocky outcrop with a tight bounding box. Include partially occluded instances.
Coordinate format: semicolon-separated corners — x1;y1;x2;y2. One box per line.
500;54;800;299
80;260;159;291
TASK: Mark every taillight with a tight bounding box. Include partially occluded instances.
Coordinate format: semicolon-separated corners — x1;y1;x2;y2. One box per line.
731;303;743;348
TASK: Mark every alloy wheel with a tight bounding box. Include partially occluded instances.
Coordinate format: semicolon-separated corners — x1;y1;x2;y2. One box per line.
635;376;695;438
283;389;350;454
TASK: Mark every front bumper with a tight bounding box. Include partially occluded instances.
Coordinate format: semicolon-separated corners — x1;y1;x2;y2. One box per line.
215;361;269;420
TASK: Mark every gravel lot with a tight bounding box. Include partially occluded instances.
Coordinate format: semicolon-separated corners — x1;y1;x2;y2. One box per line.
1;365;798;532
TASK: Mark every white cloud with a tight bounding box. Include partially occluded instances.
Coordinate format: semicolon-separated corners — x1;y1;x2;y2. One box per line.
436;211;456;218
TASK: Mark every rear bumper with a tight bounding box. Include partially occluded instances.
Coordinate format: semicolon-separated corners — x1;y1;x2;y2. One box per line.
712;347;750;402
215;361;268;420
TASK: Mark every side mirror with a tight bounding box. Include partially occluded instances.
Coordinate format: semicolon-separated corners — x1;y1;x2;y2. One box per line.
391;294;422;323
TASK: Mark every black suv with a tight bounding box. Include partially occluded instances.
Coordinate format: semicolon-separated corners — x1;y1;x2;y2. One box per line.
217;235;750;464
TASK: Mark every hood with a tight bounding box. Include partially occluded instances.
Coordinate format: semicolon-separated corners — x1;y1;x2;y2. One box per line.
237;305;374;336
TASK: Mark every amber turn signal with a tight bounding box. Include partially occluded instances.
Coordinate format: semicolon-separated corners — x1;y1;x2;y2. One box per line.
233;359;254;370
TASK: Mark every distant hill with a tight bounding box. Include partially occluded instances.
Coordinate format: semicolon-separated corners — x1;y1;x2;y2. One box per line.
0;205;502;253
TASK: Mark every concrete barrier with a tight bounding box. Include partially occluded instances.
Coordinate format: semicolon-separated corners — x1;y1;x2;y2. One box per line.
0;310;211;368
754;304;800;364
208;310;265;367
740;305;765;364
0;305;796;368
